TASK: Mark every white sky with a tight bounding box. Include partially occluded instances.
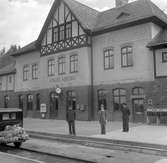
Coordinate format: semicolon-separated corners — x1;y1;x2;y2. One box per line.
0;0;167;50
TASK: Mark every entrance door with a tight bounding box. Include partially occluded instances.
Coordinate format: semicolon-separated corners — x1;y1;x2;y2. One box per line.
50;92;59;118
66;91;76;111
132;99;145;122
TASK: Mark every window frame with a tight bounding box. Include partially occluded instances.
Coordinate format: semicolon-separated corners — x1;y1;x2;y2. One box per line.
58;56;66;75
113;88;126;112
23;65;29;81
70;54;78;73
121;46;133;67
48;59;55;77
162;52;167;63
104;48;114;70
32;63;38;80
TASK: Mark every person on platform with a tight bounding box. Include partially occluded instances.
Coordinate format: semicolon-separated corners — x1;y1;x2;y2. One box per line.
98;104;107;134
121;103;130;132
66;107;76;135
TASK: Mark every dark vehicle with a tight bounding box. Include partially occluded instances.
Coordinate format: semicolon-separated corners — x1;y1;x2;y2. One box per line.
0;108;28;148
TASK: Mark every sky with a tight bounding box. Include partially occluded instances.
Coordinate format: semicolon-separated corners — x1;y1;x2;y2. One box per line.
1;0;167;50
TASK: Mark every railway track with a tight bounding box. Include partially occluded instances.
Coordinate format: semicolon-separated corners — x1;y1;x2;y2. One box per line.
0;144;95;163
28;131;167;156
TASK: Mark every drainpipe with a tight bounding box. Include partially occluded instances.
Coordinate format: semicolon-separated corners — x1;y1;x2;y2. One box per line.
90;32;94;120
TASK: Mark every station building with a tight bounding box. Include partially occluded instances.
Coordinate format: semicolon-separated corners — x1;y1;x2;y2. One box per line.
1;0;167;122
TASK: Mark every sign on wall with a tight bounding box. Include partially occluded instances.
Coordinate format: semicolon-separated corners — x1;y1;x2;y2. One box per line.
49;76;76;83
40;104;47;113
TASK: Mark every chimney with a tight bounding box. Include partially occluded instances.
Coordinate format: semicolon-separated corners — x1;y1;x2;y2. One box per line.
115;0;129;7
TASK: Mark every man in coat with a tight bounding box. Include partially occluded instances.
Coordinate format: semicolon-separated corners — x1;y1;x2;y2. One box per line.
98;104;107;134
121;103;130;132
66;107;76;135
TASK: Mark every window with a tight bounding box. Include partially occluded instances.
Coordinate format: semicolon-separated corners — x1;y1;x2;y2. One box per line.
113;89;126;111
104;48;114;69
4;95;9;108
23;65;29;81
97;89;107;110
36;94;40;111
48;59;55;76
132;87;144;95
27;94;33;111
53;27;59;42
58;56;66;75
70;54;78;73
65;23;72;39
121;46;133;67
32;64;38;80
59;25;65;41
162;52;167;63
67;91;76;110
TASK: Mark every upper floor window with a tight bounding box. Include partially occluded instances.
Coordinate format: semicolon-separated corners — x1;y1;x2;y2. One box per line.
23;65;29;81
65;23;72;39
113;88;126;111
48;59;55;76
58;56;66;75
104;48;114;70
59;25;65;41
121;46;133;67
70;54;78;73
162;52;167;63
32;63;38;80
53;27;59;42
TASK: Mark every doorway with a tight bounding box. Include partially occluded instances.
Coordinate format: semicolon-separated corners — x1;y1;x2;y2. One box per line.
19;95;24;110
66;91;76;111
132;98;145;122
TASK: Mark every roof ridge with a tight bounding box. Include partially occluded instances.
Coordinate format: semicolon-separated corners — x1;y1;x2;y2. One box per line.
65;0;99;13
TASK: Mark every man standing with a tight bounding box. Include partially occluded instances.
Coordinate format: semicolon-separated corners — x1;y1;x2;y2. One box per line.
98;104;107;134
121;103;130;132
66;107;76;135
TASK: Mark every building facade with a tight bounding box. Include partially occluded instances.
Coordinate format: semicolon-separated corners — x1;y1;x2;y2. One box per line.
2;0;167;122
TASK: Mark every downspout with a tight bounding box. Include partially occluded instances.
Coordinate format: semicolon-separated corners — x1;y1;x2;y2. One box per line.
90;32;94;120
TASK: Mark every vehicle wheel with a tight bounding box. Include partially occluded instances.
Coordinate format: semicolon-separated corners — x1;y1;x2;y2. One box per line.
14;142;22;148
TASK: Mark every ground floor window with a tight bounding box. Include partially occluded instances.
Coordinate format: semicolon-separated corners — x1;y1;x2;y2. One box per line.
113;88;126;111
66;91;76;110
36;93;40;111
27;94;33;111
19;95;24;109
50;92;59;117
97;89;107;110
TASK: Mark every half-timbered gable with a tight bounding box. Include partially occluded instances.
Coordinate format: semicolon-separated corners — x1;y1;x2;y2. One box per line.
40;1;90;56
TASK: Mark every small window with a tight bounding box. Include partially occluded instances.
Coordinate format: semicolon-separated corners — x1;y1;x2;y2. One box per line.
58;56;66;75
48;59;55;76
2;114;10;120
53;27;59;42
65;23;72;39
162;52;167;63
70;54;78;73
23;65;29;81
132;87;144;95
121;46;133;67
59;25;65;41
104;48;114;70
32;63;38;80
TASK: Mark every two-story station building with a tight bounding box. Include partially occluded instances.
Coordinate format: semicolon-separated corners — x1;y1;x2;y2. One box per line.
1;0;167;122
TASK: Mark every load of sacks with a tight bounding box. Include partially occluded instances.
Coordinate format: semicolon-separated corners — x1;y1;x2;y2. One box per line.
0;125;29;144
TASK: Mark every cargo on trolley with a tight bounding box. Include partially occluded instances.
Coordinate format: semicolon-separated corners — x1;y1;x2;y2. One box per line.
0;108;29;148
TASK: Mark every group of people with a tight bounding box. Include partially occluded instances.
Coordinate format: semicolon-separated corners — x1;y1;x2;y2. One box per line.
66;103;130;136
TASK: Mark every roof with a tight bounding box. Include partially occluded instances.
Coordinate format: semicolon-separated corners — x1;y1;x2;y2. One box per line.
93;0;167;32
12;0;167;56
0;63;16;76
11;41;37;57
0;108;22;113
147;29;167;48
